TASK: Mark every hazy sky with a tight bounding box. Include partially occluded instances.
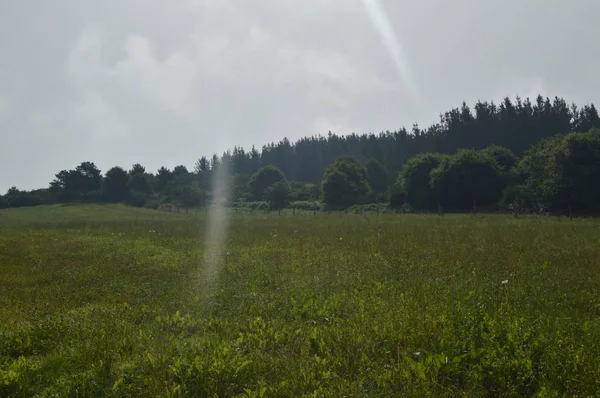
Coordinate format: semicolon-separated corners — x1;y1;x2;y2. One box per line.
1;0;599;191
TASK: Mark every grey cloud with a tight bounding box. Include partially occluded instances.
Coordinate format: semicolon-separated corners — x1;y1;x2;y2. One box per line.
1;0;599;191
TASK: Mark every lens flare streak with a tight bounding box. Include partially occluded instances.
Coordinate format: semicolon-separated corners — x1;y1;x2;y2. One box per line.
200;158;232;304
361;0;419;97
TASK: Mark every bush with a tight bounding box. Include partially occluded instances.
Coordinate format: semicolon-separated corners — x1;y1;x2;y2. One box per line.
128;191;149;207
265;180;291;210
388;183;408;209
231;201;270;211
518;129;600;213
290;183;320;202
288;201;322;211
482;145;518;171
321;156;372;208
346;204;393;214
248;166;287;200
430;150;504;212
398;153;447;212
500;185;534;214
144;194;163;210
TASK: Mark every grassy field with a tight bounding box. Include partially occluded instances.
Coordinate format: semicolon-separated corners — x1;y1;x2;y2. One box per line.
1;205;599;396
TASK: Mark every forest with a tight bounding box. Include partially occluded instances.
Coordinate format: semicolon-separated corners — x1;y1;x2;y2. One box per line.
2;95;600;215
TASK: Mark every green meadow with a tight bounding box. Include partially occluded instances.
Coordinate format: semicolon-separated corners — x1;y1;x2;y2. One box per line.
1;205;599;396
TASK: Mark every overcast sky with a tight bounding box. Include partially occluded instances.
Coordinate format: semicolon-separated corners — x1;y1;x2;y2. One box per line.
1;0;599;191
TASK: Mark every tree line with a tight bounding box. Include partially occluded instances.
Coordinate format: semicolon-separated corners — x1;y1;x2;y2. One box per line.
1;94;599;214
388;127;600;216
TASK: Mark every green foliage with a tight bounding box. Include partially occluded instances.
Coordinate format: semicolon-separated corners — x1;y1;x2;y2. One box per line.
234;201;270;211
431;150;504;212
560;129;600;210
231;173;252;202
482;145;518;171
2;187;41;208
288;201;322;211
143;194;163;210
50;162;102;201
75;162;103;200
290;182;321;202
2;205;600;395
155;167;173;193
129;163;146;175
128;173;153;195
398;153;446;211
173;165;189;178
516;135;563;207
194;156;210;174
501;185;534;213
365;158;389;194
177;183;205;210
346;203;394;214
103;166;129;203
264;180;290;210
127;190;150;207
321;156;372;208
248;165;287;200
50;170;79;201
519;128;600;212
388;183;408;209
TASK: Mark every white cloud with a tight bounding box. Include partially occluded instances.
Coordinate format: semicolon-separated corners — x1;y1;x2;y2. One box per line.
69;94;129;144
111;35;200;116
64;3;388;145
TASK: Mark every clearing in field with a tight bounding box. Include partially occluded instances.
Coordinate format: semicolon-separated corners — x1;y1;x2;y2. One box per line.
1;205;599;396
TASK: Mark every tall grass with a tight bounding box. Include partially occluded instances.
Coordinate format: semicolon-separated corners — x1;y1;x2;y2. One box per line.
1;205;599;396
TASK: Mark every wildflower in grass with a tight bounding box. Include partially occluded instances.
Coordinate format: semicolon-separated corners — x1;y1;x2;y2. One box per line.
501;279;509;285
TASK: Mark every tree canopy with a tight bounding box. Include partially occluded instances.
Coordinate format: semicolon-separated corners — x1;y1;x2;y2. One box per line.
398;153;447;212
518;128;600;212
430;150;504;212
50;162;102;201
265;180;291;210
103;166;129;203
365;158;389;194
482;145;518;171
248;165;287;201
3;95;600;214
321;156;371;208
